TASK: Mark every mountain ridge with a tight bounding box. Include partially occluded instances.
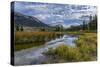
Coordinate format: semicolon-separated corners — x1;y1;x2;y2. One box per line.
14;12;50;27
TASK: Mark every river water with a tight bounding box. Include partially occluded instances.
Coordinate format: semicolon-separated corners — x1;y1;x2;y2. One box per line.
14;34;78;65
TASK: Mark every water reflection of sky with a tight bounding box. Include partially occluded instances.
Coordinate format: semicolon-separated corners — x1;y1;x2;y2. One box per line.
63;37;77;47
45;34;77;47
15;34;77;65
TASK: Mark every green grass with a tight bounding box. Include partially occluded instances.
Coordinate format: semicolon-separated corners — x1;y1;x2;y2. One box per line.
43;33;97;63
75;33;97;60
43;45;81;63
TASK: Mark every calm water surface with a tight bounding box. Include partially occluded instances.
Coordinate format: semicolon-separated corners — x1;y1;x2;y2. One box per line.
15;34;78;65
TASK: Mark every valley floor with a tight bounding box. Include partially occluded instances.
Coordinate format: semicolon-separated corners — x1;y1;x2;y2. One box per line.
14;31;97;65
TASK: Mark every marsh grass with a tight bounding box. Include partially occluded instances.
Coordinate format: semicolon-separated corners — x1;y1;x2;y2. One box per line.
14;31;63;51
75;33;97;60
44;45;81;63
15;31;63;41
43;33;97;63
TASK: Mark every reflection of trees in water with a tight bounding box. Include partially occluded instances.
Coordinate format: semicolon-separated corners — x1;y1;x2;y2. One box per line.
15;33;64;46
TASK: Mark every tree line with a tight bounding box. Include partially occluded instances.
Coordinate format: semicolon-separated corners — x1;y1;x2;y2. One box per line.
15;15;97;32
66;15;97;32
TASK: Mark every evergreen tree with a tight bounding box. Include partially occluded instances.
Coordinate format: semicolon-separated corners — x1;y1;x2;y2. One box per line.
20;26;24;31
82;20;86;30
16;25;19;31
88;15;92;30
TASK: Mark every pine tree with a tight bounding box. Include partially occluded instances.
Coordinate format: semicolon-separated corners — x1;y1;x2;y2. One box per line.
20;26;24;31
16;25;19;31
82;20;86;30
88;15;92;30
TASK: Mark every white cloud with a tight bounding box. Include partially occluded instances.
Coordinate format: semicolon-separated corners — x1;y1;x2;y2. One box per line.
34;14;50;20
63;22;80;28
26;5;48;11
15;2;97;28
48;20;64;26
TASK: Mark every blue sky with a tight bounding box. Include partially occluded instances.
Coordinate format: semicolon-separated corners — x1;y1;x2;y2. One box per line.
14;1;97;28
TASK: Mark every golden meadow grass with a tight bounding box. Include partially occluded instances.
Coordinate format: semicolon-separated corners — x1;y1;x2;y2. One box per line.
14;31;63;51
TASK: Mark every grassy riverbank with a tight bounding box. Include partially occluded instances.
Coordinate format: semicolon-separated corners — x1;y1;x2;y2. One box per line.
43;33;97;63
14;31;63;51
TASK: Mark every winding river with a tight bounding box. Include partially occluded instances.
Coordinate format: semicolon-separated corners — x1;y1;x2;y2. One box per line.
14;34;78;65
